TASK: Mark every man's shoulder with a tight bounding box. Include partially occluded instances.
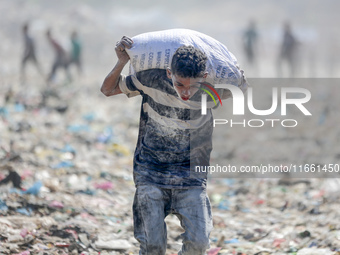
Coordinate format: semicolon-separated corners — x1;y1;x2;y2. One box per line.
135;69;170;85
130;69;175;95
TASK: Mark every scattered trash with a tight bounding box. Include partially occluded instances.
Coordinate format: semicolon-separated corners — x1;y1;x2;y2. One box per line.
1;90;339;254
273;238;286;248
297;247;335;255
16;208;33;216
207;247;222;255
55;242;70;248
22;181;43;195
13;251;30;255
94;239;132;250
0;5;338;254
51;161;75;169
94;181;113;191
225;238;240;244
299;230;311;238
49;200;64;209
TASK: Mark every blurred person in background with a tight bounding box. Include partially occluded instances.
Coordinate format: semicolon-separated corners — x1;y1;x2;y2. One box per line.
69;30;82;75
0;165;21;190
277;22;300;77
328;34;340;77
46;29;71;84
242;19;259;75
20;22;43;83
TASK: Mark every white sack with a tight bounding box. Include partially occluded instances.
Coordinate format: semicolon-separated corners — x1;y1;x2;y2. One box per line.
126;29;243;86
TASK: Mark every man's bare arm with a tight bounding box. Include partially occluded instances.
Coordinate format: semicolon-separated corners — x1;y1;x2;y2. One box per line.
101;36;133;97
101;61;125;96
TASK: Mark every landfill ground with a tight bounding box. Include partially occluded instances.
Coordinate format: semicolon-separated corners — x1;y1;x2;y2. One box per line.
1;78;340;255
1;1;340;254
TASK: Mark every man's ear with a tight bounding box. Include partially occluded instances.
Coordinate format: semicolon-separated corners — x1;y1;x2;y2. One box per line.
166;68;172;79
203;72;208;79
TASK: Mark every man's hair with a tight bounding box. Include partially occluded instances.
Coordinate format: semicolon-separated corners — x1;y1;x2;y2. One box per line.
170;45;207;78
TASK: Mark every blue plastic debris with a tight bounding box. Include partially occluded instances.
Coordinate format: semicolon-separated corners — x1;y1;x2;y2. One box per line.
309;241;318;248
67;124;90;133
22;181;43;196
224;238;240;244
0;199;8;212
83;112;96;122
218;200;230;210
9;188;22;194
60;144;76;154
241;208;251;213
97;126;114;144
76;189;96;196
222;179;236;186
52;161;75;169
0;107;9;119
16;207;33;216
14;103;25;112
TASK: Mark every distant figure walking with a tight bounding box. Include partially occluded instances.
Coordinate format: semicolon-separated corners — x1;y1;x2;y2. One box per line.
277;22;299;77
69;30;82;74
242;20;259;76
46;29;71;83
21;22;43;83
243;20;258;66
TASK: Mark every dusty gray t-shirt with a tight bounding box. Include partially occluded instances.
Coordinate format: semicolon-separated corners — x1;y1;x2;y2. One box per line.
119;69;218;188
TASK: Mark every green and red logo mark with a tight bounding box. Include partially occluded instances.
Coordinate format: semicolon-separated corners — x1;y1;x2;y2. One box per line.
198;82;222;107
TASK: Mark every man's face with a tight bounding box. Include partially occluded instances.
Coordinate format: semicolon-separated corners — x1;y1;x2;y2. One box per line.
167;69;207;101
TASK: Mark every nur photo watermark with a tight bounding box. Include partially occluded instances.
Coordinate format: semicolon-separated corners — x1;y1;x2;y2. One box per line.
200;81;312;128
191;78;340;178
